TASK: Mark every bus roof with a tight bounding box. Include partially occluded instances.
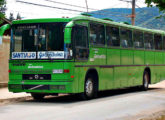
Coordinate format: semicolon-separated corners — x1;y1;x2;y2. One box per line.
12;15;165;35
12;18;72;24
72;15;165;35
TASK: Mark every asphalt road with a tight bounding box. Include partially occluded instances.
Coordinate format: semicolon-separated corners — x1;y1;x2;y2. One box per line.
0;85;165;120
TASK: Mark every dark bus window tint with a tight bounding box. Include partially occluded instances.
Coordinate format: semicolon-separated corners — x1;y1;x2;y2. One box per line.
120;28;133;48
72;25;89;60
106;26;120;47
13;23;66;53
39;23;65;51
133;31;144;48
38;28;46;51
14;29;22;52
144;33;153;50
17;29;37;52
163;36;165;50
47;24;65;51
154;34;162;50
90;23;105;46
74;26;88;48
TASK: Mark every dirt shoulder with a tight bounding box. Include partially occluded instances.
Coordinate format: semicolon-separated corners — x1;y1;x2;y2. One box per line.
137;80;165;120
139;111;165;120
149;80;165;89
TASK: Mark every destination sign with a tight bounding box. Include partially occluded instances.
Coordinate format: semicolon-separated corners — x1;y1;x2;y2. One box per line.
12;52;36;59
38;51;64;59
17;25;37;29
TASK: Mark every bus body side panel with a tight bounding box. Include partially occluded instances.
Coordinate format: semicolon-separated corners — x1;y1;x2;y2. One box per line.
74;65;89;93
64;62;78;93
120;49;133;87
161;52;165;81
155;52;163;64
114;67;127;88
90;47;106;65
144;51;156;84
134;50;145;65
133;50;145;86
154;51;164;83
99;67;114;90
161;66;165;81
128;67;140;86
121;49;133;65
145;51;155;64
106;48;120;90
107;48;120;65
89;47;107;91
162;52;165;81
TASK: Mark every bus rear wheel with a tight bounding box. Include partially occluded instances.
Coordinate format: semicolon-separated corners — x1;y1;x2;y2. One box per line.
142;71;149;91
31;93;45;100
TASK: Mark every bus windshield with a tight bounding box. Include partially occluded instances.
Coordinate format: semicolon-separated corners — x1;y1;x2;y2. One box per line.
11;22;67;59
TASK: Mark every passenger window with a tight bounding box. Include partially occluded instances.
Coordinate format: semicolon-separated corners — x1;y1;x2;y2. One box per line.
72;25;89;60
106;26;120;47
133;31;144;48
144;33;154;50
120;28;133;48
90;23;105;46
154;34;162;50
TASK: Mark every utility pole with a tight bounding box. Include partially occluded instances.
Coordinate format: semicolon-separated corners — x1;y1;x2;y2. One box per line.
85;0;88;13
131;0;135;25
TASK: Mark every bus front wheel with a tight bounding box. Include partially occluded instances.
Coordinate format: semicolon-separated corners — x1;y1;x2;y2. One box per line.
81;75;97;100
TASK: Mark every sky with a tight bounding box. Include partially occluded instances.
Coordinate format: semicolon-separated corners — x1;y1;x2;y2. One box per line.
5;0;148;19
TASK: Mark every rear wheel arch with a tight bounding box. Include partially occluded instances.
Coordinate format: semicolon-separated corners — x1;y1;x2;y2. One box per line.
141;67;151;91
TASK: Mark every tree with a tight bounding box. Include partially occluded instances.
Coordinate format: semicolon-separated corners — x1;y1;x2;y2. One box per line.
145;0;165;11
9;13;14;21
0;0;6;23
16;13;21;20
145;0;165;18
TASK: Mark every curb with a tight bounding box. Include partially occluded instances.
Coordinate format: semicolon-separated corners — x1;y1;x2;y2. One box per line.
0;83;8;88
0;96;31;105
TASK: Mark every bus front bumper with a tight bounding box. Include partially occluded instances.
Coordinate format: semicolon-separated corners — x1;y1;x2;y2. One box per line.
8;81;75;94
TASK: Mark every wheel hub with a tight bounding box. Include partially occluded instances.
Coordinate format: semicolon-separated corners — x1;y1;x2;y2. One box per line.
86;79;93;95
144;73;149;88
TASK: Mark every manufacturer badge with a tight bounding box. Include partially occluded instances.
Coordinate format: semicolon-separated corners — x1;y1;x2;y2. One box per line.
34;74;39;79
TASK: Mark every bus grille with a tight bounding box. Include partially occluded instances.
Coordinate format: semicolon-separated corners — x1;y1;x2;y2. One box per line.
22;74;51;80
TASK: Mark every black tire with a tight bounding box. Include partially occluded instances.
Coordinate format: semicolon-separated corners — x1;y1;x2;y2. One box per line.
81;74;97;100
142;71;149;91
31;93;45;100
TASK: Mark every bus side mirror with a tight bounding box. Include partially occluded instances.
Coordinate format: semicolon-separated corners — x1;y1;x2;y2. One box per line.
64;27;73;59
64;21;74;44
0;24;11;45
64;27;72;44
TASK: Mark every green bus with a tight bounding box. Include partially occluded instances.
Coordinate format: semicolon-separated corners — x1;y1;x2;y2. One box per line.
2;15;165;100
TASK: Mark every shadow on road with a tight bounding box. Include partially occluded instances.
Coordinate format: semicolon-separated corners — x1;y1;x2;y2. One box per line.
22;87;163;104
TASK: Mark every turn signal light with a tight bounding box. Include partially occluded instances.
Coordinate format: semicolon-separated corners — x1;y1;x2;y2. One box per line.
71;75;74;78
64;69;70;73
